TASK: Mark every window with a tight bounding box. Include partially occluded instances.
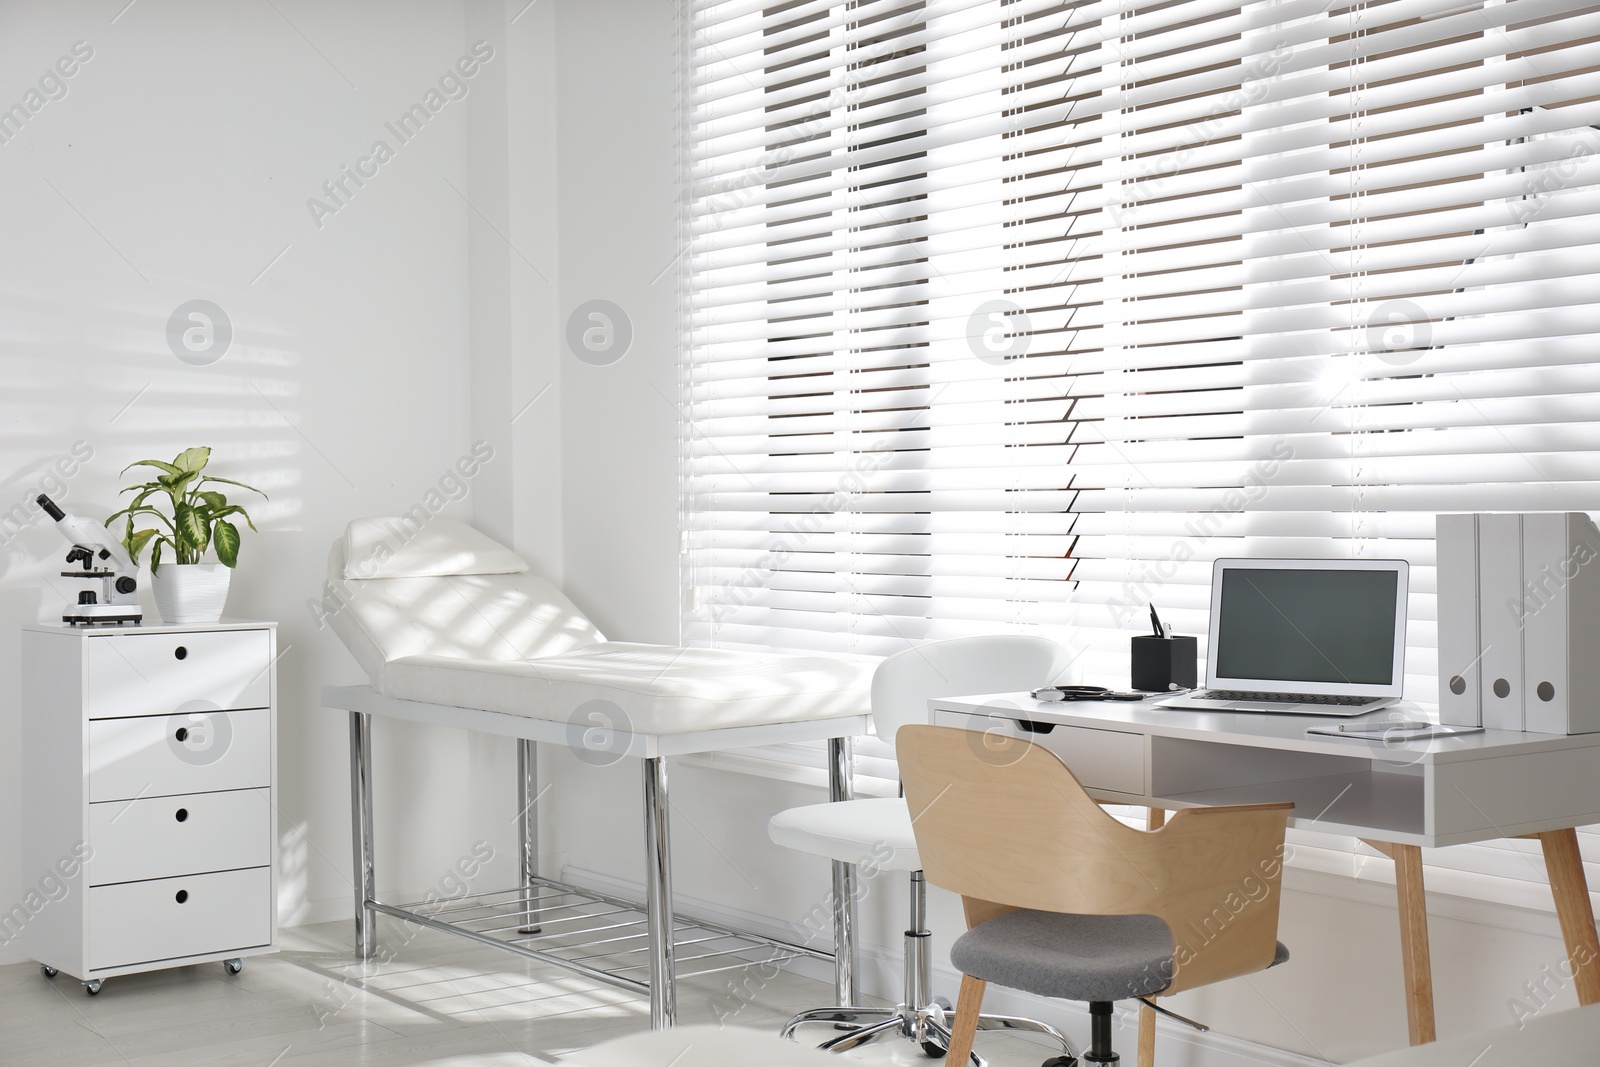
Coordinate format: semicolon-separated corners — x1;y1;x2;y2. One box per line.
683;0;1600;902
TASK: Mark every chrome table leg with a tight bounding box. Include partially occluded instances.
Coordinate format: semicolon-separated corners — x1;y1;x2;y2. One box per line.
827;735;858;1006
349;710;376;960
517;739;540;934
643;755;676;1028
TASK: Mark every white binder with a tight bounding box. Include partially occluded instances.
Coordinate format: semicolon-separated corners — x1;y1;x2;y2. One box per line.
1477;513;1524;731
1521;513;1600;735
1435;514;1482;727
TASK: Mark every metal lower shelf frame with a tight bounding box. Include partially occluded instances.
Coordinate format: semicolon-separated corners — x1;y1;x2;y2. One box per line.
374;875;832;997
346;712;860;1028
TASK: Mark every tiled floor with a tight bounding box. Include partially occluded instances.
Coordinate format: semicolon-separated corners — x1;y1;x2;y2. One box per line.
0;921;1065;1066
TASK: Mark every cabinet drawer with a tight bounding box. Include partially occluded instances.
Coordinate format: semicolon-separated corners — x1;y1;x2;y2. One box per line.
89;867;271;971
985;718;1147;795
89;709;271;802
88;789;271;886
85;630;271;720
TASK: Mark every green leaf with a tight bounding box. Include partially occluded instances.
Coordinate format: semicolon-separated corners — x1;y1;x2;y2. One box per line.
174;502;209;557
206;504;258;532
198;491;228;511
174;446;211;474
200;475;266;498
123;459;183;478
127;528;159;564
150;538;163;574
158;470;198;493
104;505;174;533
106;488;172;530
213;520;241;567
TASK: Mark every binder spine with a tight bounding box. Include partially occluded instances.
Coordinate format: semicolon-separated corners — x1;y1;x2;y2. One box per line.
1436;514;1482;727
1521;513;1569;734
1478;513;1525;732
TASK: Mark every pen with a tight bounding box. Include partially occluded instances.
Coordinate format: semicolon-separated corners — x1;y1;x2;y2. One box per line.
1335;721;1431;732
1149;603;1164;639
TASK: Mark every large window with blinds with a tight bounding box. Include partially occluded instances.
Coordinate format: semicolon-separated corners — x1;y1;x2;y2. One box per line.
681;0;1600;900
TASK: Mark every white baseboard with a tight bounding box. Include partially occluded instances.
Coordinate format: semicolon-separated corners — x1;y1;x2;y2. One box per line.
1284;866;1565;940
281;894;360;931
561;866;1331;1067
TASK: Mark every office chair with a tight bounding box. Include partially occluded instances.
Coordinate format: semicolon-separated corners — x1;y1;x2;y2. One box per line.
769;636;1078;1064
896;724;1293;1067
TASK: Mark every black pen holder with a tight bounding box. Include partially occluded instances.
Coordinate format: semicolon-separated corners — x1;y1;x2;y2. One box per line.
1131;635;1198;692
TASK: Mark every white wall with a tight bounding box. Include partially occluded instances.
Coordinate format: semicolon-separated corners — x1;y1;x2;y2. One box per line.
0;0;536;960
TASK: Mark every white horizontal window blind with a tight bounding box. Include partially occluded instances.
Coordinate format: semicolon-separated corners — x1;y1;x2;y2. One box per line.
682;0;1600;905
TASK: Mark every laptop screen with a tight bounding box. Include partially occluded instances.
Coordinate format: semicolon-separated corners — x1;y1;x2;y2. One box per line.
1214;566;1400;686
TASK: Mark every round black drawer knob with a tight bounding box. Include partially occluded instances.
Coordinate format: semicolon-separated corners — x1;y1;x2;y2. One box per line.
175;727;189;742
175;808;188;823
175;890;189;904
174;646;188;660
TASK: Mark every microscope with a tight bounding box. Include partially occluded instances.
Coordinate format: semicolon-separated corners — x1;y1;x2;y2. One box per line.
37;494;142;626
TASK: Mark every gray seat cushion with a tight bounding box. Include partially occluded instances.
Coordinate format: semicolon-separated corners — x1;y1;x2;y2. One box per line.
950;909;1290;1004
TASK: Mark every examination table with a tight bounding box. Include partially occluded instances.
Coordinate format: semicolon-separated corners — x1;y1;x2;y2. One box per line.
321;518;874;1027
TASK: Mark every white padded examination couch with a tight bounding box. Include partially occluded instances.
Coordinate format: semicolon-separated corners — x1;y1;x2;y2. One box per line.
321;518;874;1027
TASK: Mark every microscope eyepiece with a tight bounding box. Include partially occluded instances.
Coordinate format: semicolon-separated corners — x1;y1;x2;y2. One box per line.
37;495;66;522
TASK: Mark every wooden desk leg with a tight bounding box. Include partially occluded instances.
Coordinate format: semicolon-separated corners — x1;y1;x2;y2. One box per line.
1363;840;1436;1045
1537;828;1600;1006
1393;845;1437;1045
1140;807;1166;1067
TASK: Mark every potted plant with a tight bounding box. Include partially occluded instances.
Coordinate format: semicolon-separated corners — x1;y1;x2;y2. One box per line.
106;446;265;623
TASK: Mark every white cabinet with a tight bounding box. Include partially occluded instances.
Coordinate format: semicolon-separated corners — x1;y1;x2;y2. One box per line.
20;621;277;994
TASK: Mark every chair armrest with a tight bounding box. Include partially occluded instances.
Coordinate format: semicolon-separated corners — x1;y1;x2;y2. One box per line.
1147;803;1293;994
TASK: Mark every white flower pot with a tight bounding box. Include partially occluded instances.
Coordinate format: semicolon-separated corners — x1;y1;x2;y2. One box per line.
153;563;232;623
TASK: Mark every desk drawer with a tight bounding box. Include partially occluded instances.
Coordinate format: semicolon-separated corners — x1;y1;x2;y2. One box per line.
88;867;271;971
992;719;1146;795
89;709;271;802
88;789;271;886
85;630;271;720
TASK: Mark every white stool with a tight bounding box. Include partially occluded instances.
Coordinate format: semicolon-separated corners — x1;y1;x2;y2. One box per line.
769;636;1080;1065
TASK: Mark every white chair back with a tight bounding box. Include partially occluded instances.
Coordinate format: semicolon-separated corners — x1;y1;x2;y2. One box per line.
870;635;1070;743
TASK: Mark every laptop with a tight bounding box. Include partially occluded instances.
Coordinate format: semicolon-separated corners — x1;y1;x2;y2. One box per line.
1155;557;1409;716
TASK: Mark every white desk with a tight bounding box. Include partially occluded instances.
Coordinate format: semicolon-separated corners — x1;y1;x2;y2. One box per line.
931;694;1600;1045
324;685;871;1029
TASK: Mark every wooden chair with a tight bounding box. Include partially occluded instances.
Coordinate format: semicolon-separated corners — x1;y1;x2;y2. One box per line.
895;724;1293;1067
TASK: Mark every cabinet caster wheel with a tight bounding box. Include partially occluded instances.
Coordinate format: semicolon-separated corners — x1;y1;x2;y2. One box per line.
1041;1057;1077;1067
224;958;243;976
40;965;58;979
83;979;102;996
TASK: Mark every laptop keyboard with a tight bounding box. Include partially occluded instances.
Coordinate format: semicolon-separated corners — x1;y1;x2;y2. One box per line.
1199;690;1380;707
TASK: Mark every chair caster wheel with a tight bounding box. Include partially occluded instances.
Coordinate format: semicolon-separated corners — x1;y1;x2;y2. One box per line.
83;979;102;996
921;1038;950;1058
1041;1057;1077;1067
40;965;58;979
225;958;243;976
